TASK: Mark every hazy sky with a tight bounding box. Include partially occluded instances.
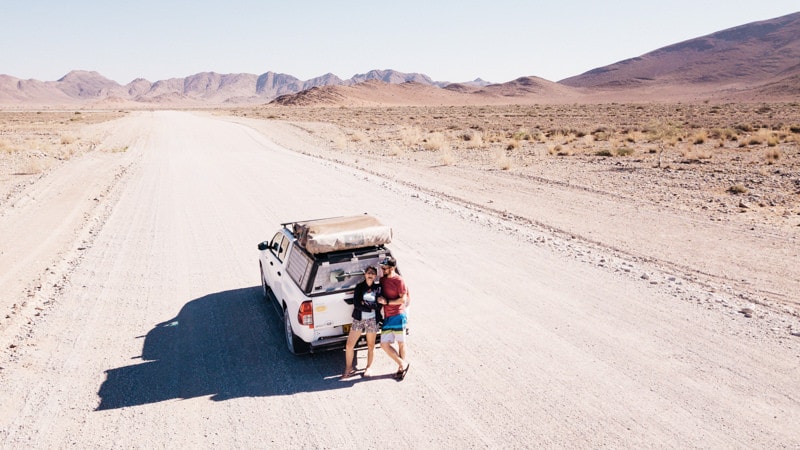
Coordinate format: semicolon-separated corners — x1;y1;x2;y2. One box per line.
1;1;797;84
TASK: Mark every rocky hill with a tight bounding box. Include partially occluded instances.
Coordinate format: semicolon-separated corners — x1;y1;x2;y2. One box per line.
560;11;800;100
1;12;798;106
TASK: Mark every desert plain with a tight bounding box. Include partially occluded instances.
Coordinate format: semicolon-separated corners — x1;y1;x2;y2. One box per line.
0;101;799;447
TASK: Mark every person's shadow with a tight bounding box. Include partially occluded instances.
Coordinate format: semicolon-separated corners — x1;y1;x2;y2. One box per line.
97;286;361;410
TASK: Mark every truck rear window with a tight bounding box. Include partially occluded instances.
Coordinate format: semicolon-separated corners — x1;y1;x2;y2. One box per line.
310;259;381;294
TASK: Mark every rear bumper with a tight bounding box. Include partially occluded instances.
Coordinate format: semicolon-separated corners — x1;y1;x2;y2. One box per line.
309;334;348;353
308;333;381;353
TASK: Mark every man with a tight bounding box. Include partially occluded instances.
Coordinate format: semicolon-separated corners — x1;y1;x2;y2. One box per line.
377;256;410;380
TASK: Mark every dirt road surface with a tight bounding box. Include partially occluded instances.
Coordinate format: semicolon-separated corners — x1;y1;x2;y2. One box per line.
1;111;798;448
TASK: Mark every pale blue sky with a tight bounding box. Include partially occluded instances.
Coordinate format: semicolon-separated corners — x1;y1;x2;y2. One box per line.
1;1;797;84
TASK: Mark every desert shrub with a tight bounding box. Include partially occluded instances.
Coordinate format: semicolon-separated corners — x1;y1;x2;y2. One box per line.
468;131;484;148
624;131;645;143
506;140;519;150
615;147;635;156
691;130;707;144
350;131;367;143
19;155;52;174
0;138;12;153
746;128;777;147
593;130;611;142
399;126;423;147
765;148;781;163
681;147;711;160
710;128;737;141
60;135;76;145
595;149;613;157
728;183;748;194
387;144;404;157
439;147;455;165
492;148;512;170
511;129;531;141
790;125;800;134
332;135;348;149
422;132;447;151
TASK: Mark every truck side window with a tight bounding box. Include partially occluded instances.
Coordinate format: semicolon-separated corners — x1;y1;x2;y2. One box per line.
271;233;289;262
286;243;314;292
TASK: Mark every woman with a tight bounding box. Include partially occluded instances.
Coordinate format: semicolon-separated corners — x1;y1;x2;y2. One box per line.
377;256;410;380
342;265;381;380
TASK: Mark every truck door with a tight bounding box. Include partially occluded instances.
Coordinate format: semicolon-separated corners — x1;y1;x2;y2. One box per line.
264;232;290;305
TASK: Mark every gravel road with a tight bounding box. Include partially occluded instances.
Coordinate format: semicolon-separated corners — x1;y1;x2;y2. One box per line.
1;111;798;448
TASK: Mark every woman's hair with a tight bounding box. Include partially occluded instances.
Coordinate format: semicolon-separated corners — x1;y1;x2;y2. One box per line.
364;266;377;275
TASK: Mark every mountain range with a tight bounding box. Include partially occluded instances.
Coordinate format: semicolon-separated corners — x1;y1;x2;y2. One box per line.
1;11;798;106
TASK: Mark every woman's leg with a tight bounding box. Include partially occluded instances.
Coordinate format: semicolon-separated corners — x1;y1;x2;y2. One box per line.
365;332;377;368
343;328;361;377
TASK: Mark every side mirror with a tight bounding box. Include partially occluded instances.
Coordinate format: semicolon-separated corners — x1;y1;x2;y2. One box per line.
257;241;269;251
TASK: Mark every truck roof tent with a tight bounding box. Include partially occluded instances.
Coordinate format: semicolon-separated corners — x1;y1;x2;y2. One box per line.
286;214;393;254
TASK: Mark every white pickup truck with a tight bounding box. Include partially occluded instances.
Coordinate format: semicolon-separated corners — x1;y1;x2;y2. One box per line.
257;214;394;354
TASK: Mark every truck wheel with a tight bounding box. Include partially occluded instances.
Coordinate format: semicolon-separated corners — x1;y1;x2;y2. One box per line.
284;308;310;355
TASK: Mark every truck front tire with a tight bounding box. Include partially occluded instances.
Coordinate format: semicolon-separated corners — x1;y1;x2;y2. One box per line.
260;264;270;301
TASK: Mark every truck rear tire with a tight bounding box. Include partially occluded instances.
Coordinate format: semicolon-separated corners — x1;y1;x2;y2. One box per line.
284;307;310;354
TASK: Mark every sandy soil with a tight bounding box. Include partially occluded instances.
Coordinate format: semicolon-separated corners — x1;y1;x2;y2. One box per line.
0;110;798;447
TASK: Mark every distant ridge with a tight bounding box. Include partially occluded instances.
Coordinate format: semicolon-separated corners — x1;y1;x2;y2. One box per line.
0;69;465;106
560;11;800;97
1;12;799;106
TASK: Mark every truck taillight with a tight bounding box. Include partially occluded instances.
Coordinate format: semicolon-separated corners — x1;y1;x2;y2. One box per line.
298;301;314;329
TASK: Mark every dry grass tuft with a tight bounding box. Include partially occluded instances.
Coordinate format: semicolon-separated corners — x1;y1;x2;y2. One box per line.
422;132;447;151
728;183;748;194
492;148;512;170
387;143;404;157
691;130;708;145
615;146;635;156
0;138;13;154
399;126;423;147
18;156;53;175
332;134;348;149
439;147;455;166
350;131;367;143
765;148;781;164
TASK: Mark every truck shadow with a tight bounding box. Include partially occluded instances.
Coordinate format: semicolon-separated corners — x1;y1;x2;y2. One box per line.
96;286;351;410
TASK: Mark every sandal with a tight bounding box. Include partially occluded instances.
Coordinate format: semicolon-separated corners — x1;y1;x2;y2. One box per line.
341;370;358;381
399;363;411;381
394;367;404;380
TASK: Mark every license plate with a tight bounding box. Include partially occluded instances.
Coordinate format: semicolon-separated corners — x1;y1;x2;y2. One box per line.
342;324;351;334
